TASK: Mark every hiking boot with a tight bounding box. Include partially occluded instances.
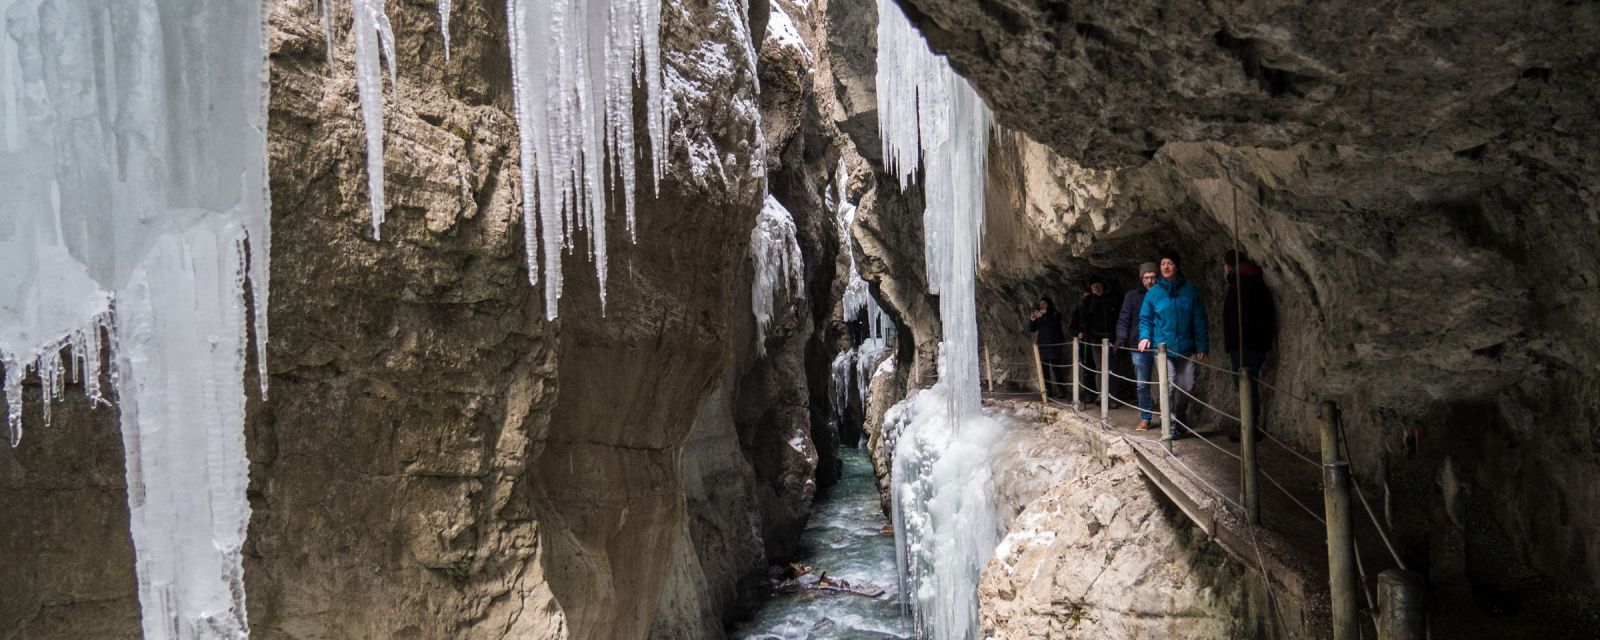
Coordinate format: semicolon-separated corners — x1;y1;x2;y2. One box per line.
1135;419;1151;431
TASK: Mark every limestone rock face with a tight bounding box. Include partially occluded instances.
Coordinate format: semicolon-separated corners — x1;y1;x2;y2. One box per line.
981;417;1258;639
867;0;1600;626
1;0;764;638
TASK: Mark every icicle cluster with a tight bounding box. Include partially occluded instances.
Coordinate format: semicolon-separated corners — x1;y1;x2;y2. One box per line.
507;0;671;318
0;0;269;636
750;195;806;356
877;0;993;417
876;0;1002;638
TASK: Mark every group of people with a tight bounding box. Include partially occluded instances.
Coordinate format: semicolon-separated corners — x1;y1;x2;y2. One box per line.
1026;249;1277;438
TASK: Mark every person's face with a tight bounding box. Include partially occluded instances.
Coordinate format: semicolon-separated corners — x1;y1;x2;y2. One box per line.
1036;300;1047;311
1160;258;1177;279
1090;283;1105;296
1223;262;1234;277
1141;272;1157;289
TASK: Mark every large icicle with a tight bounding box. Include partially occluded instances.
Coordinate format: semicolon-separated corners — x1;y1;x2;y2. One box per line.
876;0;1002;637
351;0;397;239
437;0;453;59
0;0;269;636
750;195;806;356
505;0;672;319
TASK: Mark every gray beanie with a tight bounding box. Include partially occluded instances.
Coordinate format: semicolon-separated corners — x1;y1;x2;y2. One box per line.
1138;262;1158;277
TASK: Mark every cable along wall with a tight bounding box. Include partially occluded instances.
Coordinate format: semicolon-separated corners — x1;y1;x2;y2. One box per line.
0;0;269;637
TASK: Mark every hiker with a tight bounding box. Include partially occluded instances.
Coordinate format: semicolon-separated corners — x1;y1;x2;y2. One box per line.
1070;275;1118;405
1027;297;1068;399
1138;250;1208;436
1223;250;1276;434
1117;262;1159;430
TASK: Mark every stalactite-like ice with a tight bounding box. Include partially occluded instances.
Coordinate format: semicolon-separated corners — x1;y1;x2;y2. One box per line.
750;195;806;356
506;0;671;319
437;0;453;59
352;0;397;239
0;0;268;637
876;0;1002;637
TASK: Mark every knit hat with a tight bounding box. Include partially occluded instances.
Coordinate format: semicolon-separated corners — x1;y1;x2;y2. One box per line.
1137;262;1158;277
1087;274;1105;287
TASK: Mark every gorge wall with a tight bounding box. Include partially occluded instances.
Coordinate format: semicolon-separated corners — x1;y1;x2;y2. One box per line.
850;0;1600;634
1;0;792;637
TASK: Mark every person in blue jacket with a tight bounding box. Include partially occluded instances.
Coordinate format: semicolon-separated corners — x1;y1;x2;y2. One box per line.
1116;262;1159;430
1138;250;1208;437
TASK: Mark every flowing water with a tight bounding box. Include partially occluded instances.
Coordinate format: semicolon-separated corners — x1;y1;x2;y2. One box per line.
734;448;913;639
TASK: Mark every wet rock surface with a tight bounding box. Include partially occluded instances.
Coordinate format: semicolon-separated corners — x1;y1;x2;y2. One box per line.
872;0;1600;627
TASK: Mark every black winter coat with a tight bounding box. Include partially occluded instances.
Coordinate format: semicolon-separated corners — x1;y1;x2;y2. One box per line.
1070;293;1118;342
1223;265;1276;353
1029;309;1067;360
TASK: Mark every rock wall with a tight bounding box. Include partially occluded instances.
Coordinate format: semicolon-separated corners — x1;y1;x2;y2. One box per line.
1;0;766;637
858;0;1600;630
982;411;1276;638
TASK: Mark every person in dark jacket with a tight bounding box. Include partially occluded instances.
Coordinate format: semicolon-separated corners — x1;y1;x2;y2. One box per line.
1027;297;1068;399
1117;262;1159;429
1223;250;1276;433
1139;250;1208;436
1071;275;1118;405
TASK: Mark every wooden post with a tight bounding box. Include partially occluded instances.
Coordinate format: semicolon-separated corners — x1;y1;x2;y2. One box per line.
1031;343;1047;406
1321;401;1359;640
1240;374;1260;524
1100;338;1110;421
1157;346;1172;454
1377;570;1426;640
1071;337;1082;409
984;344;994;392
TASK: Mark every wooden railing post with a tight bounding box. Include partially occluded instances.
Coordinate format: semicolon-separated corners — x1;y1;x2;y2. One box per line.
1100;338;1110;421
1377;570;1426;640
1240;374;1260;524
984;344;994;392
1320;401;1359;640
1071;337;1082;409
1031;343;1047;406
1157;345;1172;454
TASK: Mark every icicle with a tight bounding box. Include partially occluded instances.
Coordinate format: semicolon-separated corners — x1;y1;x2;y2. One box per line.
749;195;806;356
351;0;396;239
319;0;336;62
876;0;1001;638
505;0;672;319
437;0;453;59
0;1;269;635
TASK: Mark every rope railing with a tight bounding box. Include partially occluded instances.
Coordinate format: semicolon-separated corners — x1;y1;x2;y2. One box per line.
1171;385;1242;424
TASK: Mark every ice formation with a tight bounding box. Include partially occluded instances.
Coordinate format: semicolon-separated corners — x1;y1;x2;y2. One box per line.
506;0;671;318
352;0;397;239
876;0;1003;637
750;195;806;356
0;0;268;636
437;0;453;59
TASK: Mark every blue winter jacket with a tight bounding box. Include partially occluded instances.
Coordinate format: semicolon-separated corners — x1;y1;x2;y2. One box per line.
1139;276;1208;357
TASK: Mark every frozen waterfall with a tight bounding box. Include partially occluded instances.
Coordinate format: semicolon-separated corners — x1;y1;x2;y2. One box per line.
0;0;269;637
750;195;806;356
876;0;1005;637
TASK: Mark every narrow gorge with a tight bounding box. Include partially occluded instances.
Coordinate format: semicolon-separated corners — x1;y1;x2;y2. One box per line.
2;0;1597;639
